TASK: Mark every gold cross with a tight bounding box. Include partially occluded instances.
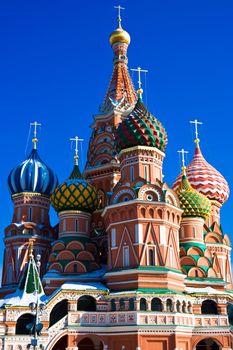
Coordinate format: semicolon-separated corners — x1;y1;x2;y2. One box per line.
30;121;42;149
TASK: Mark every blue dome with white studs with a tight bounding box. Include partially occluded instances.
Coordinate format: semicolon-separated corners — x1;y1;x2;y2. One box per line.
8;148;58;196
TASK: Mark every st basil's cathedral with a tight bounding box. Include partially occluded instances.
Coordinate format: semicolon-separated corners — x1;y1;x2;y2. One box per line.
0;7;232;350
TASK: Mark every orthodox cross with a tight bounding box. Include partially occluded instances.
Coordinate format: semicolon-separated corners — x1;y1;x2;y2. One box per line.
178;148;189;173
114;5;125;26
70;136;84;165
131;67;148;91
190;119;203;144
30;121;42;149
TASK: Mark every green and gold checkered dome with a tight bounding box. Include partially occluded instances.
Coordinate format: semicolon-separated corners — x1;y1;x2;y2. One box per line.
51;165;99;213
176;174;211;220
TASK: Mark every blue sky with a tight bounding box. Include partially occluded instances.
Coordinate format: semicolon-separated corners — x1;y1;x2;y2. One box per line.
0;0;233;265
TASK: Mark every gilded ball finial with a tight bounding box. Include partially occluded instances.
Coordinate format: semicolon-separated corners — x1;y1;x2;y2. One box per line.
137;88;143;100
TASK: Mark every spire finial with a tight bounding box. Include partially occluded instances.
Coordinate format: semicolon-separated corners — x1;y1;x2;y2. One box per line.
70;136;84;166
190;119;203;146
28;239;34;258
30;121;42;149
114;5;125;28
131;67;148;98
178;148;189;175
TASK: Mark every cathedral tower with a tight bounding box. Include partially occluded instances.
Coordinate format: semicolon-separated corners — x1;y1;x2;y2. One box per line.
1;123;58;295
84;9;137;208
103;86;185;292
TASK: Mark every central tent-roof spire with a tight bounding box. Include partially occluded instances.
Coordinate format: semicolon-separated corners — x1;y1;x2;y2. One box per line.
100;5;137;113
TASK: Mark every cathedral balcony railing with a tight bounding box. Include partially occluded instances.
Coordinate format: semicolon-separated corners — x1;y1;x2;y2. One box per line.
65;311;229;329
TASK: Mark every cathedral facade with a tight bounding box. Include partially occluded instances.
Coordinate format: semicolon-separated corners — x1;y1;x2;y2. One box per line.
0;9;232;350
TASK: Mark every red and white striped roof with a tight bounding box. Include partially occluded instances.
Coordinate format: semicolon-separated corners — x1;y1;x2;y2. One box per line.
173;144;229;205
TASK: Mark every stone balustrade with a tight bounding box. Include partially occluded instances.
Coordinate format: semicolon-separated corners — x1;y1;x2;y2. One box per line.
67;311;228;328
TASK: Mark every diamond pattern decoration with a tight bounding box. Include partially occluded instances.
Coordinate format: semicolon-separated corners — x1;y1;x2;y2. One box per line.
176;175;211;220
51;174;99;213
116;97;168;152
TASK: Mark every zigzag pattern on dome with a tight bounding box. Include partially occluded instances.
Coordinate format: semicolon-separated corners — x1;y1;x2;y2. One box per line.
116;97;168;151
173;145;229;205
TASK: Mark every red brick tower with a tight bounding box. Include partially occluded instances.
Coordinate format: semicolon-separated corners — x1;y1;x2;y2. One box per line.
103;88;185;292
84;13;137;206
1;122;58;296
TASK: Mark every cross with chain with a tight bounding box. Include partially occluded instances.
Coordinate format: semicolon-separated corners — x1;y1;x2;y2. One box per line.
70;136;84;165
178;148;189;172
190;119;203;144
131;67;148;96
30;121;42;149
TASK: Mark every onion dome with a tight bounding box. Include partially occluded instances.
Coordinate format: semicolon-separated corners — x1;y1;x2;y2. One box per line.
110;25;130;46
116;95;168;152
176;168;211;220
8;148;58;197
51;164;99;213
173;142;229;206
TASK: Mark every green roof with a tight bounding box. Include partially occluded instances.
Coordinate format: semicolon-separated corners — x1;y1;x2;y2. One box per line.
18;254;43;294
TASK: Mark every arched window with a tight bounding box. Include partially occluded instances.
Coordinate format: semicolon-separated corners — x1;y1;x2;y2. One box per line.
192;227;196;238
201;300;218;315
28;207;32;221
119;298;125;311
41;208;45;223
182;301;186;313
176;300;181;313
151;298;162;312
144;166;149;181
187;302;192;313
140;298;147;311
148;248;155;265
130;166;134;181
111;299;116;311
49;299;68;327
166;299;173;312
129;298;134;311
196;339;220;350
77;295;96;311
16;313;34;334
227;303;233;325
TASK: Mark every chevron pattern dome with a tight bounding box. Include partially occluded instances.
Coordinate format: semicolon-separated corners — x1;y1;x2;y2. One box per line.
173;145;229;206
116;97;168;152
8;149;58;196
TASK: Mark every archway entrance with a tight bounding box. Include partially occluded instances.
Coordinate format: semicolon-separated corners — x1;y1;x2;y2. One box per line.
51;335;68;350
196;338;220;350
78;337;103;350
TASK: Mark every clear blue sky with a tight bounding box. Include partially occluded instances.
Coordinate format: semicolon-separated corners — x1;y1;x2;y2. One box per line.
0;0;233;265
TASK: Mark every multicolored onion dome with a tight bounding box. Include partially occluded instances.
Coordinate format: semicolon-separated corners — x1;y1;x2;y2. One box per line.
116;97;168;152
176;173;211;220
8;148;58;196
51;165;99;213
173;144;229;205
